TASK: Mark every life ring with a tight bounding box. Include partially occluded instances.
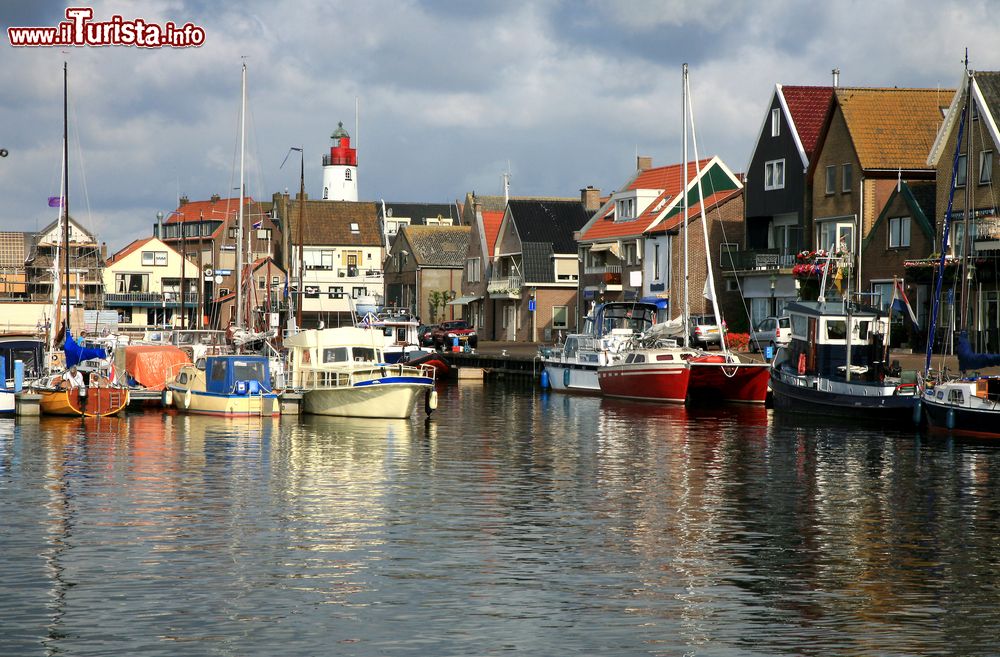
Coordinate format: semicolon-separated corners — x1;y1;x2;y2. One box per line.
797;353;806;375
183;388;192;409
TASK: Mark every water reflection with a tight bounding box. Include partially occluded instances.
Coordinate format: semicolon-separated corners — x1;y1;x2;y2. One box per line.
0;390;999;655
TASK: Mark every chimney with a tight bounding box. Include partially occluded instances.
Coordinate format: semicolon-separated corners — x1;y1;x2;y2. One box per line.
580;186;601;211
179;195;189;206
637;155;652;172
210;194;221;203
832;68;840;88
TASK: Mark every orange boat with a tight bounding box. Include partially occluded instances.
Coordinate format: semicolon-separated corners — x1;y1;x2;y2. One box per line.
36;376;129;417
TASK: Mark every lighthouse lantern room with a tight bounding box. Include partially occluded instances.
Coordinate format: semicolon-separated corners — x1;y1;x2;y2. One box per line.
322;121;358;202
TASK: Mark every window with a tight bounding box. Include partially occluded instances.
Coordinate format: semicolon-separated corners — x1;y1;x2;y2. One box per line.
228;227;238;239
258;276;266;289
466;257;480;283
825;165;836;194
764;159;785;190
888;216;911;248
842;163;852;192
327;285;343;299
552;306;568;329
771;108;780;137
352;286;366;297
826;319;847;340
952;221;978;257
816;219;854;252
256;228;271;240
141;251;167;266
304;286;320;299
871;281;894;311
218;288;230;297
980;150;993;184
350;222;360;233
957;153;968;187
345;169;352;181
653;243;661;280
323;186;329;200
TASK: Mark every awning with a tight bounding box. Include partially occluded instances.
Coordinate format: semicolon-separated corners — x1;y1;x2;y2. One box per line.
589;242;622;258
447;295;482;305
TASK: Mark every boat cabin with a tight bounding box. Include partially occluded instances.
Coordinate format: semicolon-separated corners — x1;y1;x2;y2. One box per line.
0;335;46;382
583;302;660;337
782;300;890;381
202;355;271;395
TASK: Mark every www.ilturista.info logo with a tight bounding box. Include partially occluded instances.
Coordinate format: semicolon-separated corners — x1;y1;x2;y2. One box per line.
7;7;205;48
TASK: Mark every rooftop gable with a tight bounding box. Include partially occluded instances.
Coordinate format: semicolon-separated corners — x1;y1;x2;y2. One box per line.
399;225;471;267
287;200;381;247
506;199;590;254
929;70;1000;168
863;180;936;249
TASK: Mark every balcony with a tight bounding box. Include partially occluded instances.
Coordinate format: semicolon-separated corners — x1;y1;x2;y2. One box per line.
487;274;523;299
105;292;199;307
583;265;622;275
721;248;798;273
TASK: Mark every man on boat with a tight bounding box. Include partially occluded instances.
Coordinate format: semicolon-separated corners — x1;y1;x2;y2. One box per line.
62;365;87;410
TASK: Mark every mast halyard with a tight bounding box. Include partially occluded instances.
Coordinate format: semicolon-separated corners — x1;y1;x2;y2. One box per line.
63;61;71;344
236;60;247;329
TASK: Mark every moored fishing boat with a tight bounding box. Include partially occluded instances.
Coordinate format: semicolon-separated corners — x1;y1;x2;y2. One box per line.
770;300;918;420
165;354;279;416
285;326;437;418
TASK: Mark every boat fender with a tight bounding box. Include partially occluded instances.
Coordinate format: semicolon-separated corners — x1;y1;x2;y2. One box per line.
946;406;955;430
184;388;192;410
425;389;438;415
797;353;806;375
540;369;549;389
563;368;570;388
163;389;173;407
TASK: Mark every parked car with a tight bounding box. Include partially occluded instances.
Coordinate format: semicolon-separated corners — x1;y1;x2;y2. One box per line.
417;324;435;347
689;314;722;349
750;316;791;353
432;320;478;349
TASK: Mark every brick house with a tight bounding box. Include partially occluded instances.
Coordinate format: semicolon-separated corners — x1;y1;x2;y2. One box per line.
455;193;507;334
575;156;743;327
925;70;1000;351
861;181;936;344
384;225;471;323
809;87;951;297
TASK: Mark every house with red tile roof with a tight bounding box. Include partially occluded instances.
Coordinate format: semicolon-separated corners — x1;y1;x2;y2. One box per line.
215;256;288;331
454;192;507;333
575;156;742;325
156;194;284;329
103;237;199;331
738;84;833;326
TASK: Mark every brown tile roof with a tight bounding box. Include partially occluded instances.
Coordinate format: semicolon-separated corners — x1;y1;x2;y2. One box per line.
836;87;953;170
781;85;834;159
287;200;381;247
400;225;471;267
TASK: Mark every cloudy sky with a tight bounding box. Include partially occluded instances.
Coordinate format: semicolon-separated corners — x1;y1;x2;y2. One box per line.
2;0;998;252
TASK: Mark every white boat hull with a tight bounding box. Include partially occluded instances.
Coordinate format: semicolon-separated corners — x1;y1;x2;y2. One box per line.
542;362;600;392
303;382;431;419
166;385;280;416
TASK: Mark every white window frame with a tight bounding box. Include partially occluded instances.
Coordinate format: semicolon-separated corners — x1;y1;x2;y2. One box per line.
552;305;569;330
980;150;993;185
771;108;780;137
825;165;836;194
957;153;968;187
888;216;911;249
842;163;852;192
764;159;785;191
816;219;855;253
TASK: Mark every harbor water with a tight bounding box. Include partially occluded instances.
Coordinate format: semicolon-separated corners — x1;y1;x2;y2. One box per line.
2;380;999;656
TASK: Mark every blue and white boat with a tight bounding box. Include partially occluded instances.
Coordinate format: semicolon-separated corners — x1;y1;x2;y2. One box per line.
285;326;437;418
166;354;279;416
0;334;44;415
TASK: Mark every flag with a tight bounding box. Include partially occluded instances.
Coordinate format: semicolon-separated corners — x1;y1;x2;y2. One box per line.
252;220;263;229
108;360;117;383
895;279;919;328
48;196;63;207
702;278;715;301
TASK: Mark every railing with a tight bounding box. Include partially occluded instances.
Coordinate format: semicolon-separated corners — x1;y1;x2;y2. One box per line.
722;248;799;271
487;275;523;297
105;292;199;305
322;154;355;166
583;265;623;275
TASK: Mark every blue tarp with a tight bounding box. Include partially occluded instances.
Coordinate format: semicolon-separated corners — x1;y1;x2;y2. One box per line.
64;328;107;368
956;331;1000;372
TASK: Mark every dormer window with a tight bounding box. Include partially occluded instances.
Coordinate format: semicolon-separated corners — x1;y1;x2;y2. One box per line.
350;222;360;233
616;197;635;221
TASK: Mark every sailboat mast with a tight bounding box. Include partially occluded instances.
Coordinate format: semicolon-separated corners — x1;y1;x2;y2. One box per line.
682;63;690;348
63;62;71;337
685;69;727;353
959;71;975;333
236;61;246;328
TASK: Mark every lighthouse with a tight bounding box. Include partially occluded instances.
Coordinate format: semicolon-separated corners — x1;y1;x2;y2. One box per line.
321;121;358;202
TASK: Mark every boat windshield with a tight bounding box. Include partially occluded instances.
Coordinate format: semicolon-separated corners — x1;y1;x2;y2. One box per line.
323;347;378;363
232;360;267;383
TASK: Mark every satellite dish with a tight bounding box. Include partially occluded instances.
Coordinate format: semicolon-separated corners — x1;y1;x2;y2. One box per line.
214;275;223;284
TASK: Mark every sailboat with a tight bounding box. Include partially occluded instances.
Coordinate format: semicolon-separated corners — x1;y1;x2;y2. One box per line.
920;69;1000;436
34;63;129;417
679;65;770;405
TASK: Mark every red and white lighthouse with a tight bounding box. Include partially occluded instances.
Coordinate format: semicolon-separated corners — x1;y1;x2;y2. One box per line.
322;121;358;202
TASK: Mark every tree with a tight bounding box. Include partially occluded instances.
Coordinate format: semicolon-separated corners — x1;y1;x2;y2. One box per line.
427;290;453;323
